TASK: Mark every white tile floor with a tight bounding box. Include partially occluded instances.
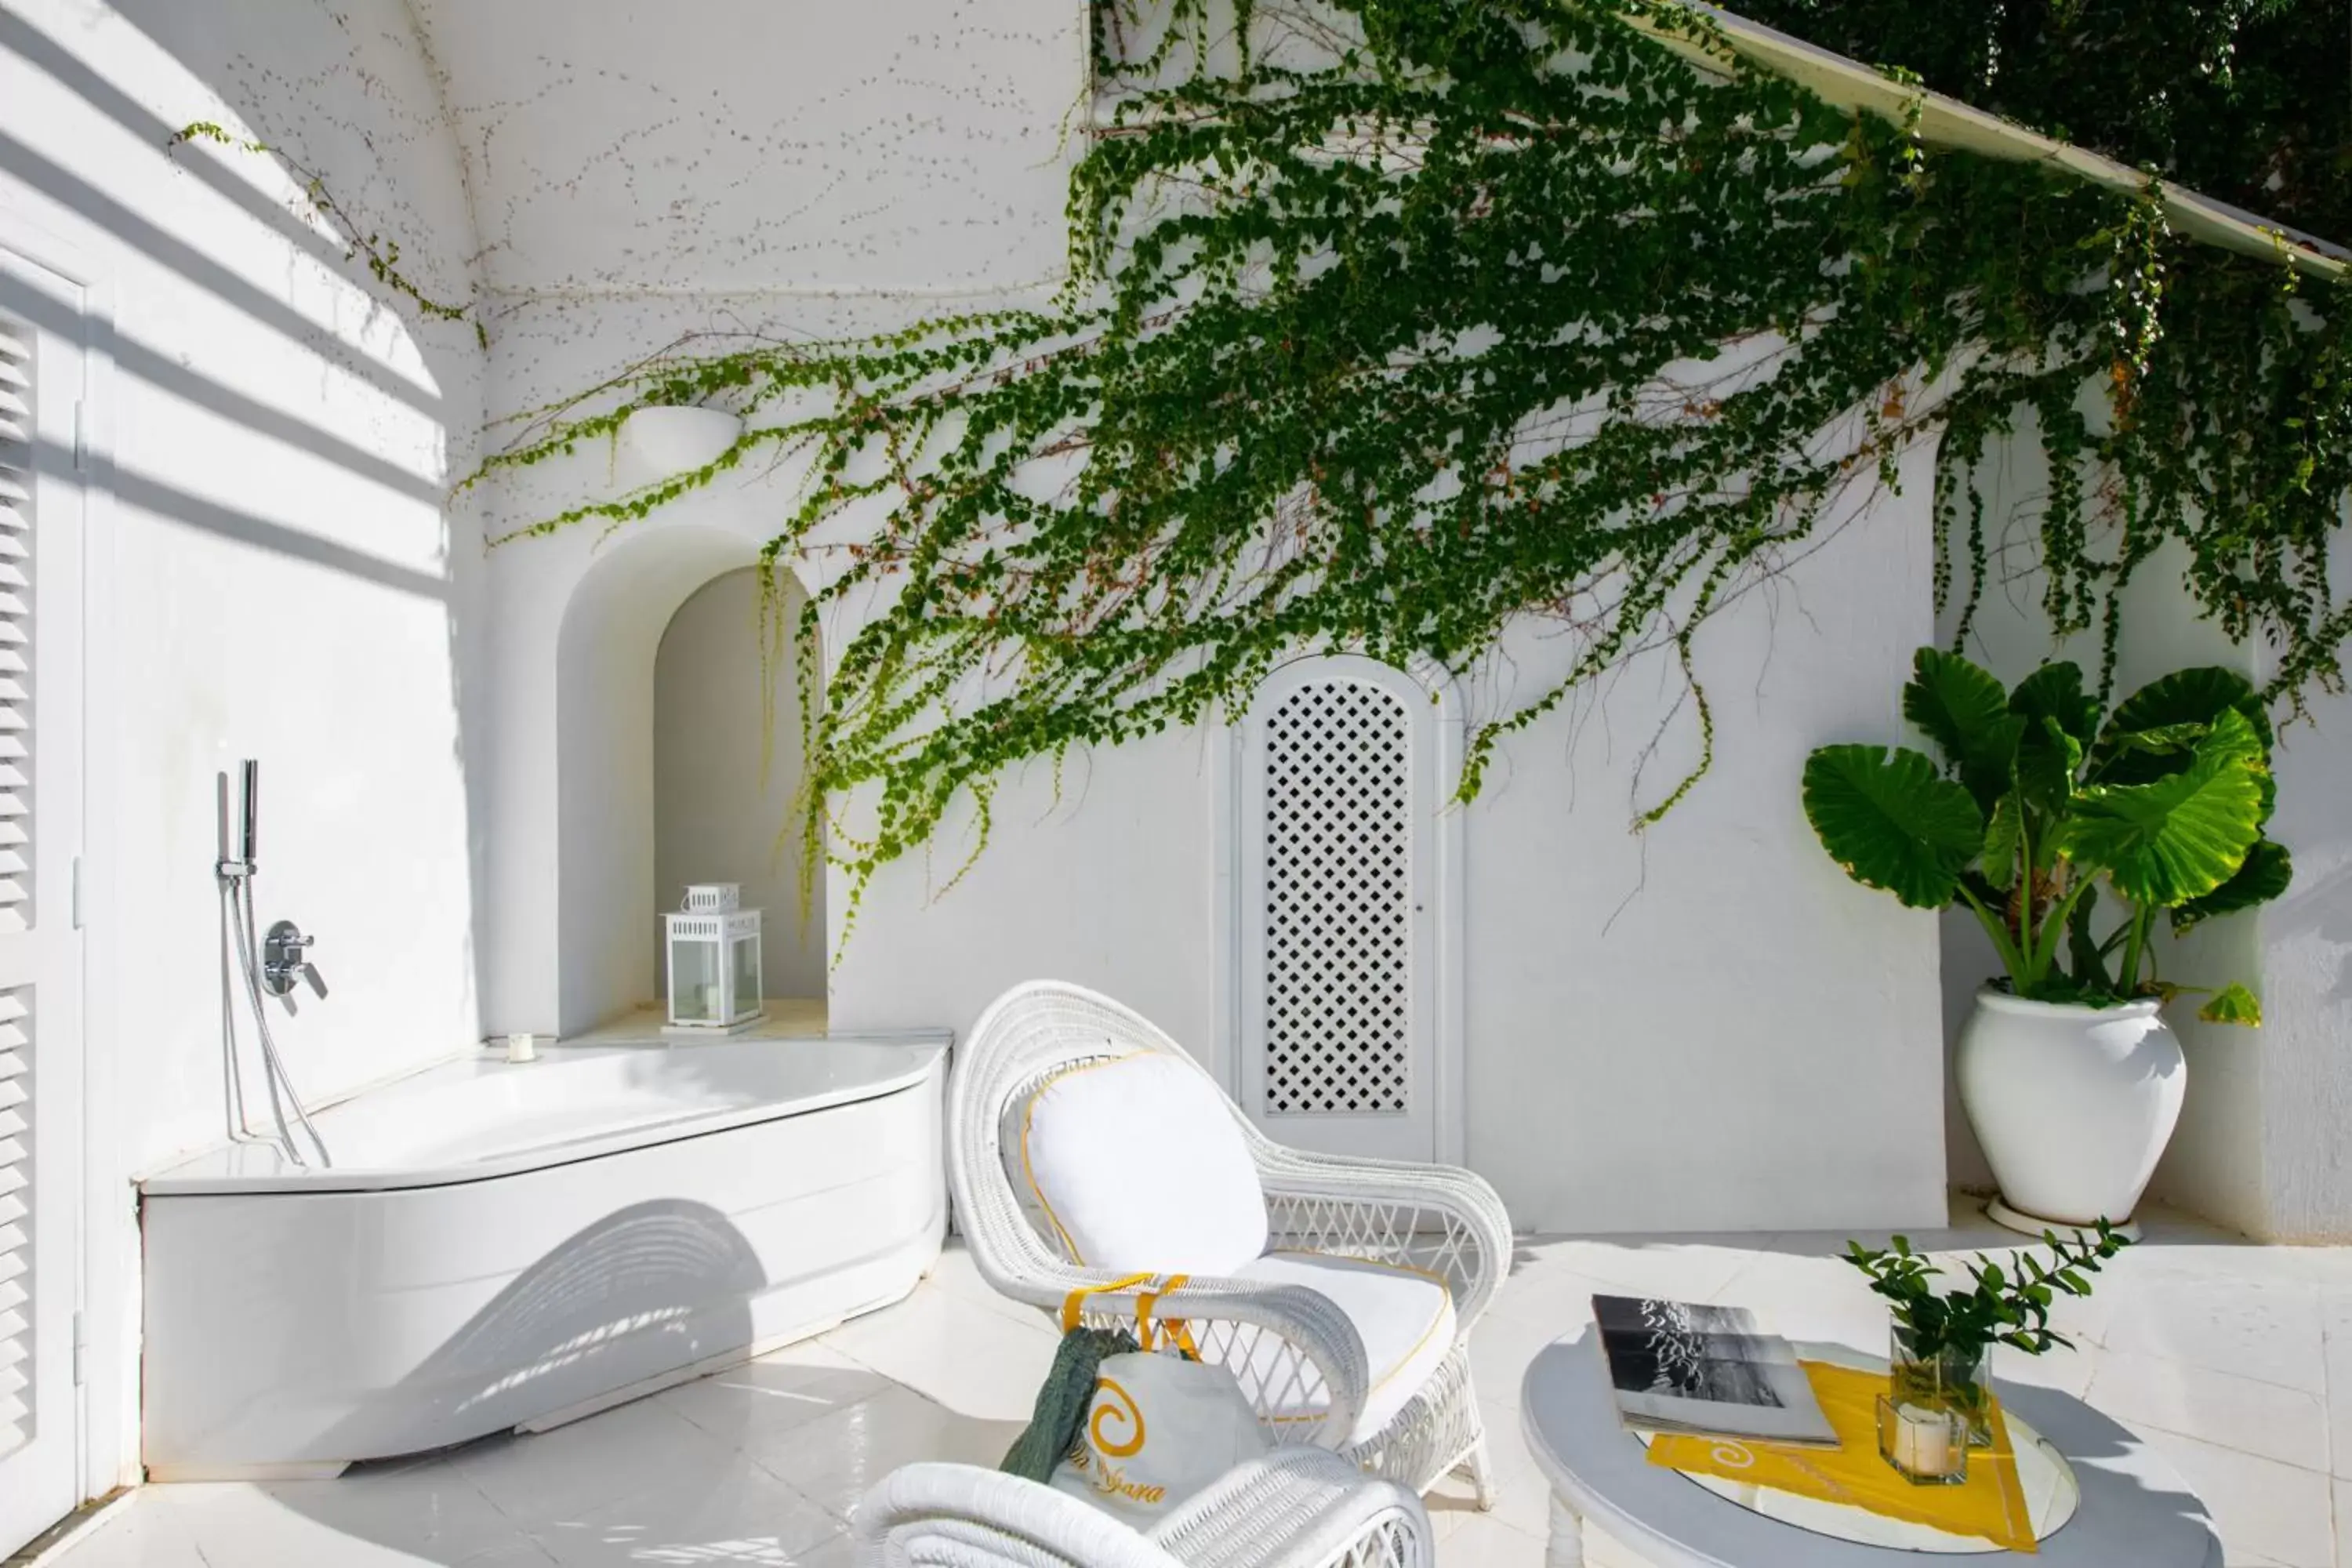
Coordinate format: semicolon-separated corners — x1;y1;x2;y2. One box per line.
33;1202;2352;1568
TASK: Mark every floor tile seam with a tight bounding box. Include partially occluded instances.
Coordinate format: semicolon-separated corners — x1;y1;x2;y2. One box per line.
452;1443;679;1535
2118;1410;2342;1479
731;1410;912;1531
662;1363;901;1432
2089;1342;2335;1399
2084;1356;2330;1410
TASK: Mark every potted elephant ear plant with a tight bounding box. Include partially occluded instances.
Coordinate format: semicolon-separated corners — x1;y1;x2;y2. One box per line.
1803;648;2291;1235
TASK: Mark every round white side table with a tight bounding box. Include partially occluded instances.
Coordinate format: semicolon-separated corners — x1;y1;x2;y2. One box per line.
1520;1330;2221;1566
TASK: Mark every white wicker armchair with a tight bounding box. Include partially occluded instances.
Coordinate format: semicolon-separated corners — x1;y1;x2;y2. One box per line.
856;1450;1436;1568
949;980;1513;1504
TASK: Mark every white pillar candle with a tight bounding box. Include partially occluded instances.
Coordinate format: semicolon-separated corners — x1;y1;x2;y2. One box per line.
505;1032;538;1064
1893;1401;1957;1478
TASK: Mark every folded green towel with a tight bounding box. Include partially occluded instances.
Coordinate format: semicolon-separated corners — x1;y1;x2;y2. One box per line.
1001;1327;1138;1483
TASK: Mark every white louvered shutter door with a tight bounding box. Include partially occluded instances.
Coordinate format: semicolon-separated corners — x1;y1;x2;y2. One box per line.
0;259;89;1558
1238;656;1436;1162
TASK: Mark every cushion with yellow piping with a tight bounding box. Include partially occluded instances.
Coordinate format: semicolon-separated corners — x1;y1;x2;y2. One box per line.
1019;1052;1269;1274
1214;1252;1456;1444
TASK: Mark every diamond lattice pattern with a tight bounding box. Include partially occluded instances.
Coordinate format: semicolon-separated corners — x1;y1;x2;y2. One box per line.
1263;678;1410;1117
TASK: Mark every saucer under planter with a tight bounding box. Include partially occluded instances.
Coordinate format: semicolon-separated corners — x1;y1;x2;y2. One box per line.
1955;987;2182;1239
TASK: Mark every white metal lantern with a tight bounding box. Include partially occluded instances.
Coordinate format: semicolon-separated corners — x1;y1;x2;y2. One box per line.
662;884;764;1033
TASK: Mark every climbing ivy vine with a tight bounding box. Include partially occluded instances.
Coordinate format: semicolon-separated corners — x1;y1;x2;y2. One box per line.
466;0;2349;929
172;122;488;349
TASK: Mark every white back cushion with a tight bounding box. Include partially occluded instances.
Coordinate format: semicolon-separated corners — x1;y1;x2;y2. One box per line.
1020;1053;1269;1275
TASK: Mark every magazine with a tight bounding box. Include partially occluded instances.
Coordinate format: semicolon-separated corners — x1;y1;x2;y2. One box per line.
1592;1294;1838;1446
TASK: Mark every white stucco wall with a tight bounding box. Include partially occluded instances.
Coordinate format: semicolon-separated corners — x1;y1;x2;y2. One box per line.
0;0;487;1491
1461;437;1947;1233
408;0;1085;295
2248;524;2352;1241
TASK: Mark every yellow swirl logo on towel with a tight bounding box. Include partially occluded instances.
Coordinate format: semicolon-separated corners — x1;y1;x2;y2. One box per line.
1091;1377;1146;1457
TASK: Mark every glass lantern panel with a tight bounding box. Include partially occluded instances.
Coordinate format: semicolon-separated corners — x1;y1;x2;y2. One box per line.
671;938;721;1024
730;934;762;1018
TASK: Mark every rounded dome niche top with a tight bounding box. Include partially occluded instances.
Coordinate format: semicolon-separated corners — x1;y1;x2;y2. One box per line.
619;405;744;485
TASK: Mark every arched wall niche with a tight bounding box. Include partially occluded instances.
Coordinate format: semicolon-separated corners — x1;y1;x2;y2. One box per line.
554;524;822;1036
653;567;827;1003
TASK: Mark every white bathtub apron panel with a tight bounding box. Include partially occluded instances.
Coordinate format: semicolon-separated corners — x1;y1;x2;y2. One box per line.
138;1036;947;1479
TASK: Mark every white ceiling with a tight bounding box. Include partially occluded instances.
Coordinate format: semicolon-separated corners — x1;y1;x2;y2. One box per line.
408;0;1084;296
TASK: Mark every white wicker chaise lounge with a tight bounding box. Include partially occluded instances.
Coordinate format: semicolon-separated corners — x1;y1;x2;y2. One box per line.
949;980;1513;1504
857;1447;1436;1568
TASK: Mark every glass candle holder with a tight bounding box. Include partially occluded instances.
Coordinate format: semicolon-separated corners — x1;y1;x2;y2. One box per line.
1877;1394;1970;1485
1890;1323;1994;1447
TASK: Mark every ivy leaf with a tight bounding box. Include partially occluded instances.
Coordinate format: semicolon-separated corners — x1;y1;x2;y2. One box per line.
1904;648;2025;809
1803;744;1986;909
2198;984;2263;1025
2061;711;2267;907
2169;837;2293;934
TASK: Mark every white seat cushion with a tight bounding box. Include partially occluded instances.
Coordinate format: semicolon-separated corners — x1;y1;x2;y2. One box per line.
1020;1053;1269;1275
1221;1251;1457;1445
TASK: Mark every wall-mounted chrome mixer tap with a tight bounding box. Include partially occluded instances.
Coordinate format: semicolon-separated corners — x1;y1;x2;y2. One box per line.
262;921;328;1011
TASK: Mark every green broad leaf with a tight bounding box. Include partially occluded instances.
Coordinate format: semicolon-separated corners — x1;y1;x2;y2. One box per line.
1803;744;1986;909
2066;886;2111;993
2170;837;2293;934
2094;666;2271;785
2014;713;2085;821
2061;710;2268;907
2009;662;2100;747
2103;721;2209;759
1903;648;2024;810
2198;983;2263;1026
1980;793;2023;891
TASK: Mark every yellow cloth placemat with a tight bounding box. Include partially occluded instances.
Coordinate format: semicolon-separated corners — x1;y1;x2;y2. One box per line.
1644;1360;2038;1554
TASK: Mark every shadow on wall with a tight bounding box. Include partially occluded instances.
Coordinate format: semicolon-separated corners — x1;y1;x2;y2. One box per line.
2;1;495;1094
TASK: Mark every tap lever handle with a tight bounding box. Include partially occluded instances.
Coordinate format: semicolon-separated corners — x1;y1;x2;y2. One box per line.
300;963;328;1000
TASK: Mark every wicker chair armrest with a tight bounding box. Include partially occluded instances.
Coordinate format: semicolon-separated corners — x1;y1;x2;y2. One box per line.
998;1265;1374;1446
1250;1151;1513;1327
1150;1447;1436;1568
855;1461;1185;1568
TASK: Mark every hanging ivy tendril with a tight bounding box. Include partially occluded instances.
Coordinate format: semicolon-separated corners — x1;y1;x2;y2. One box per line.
465;0;2350;934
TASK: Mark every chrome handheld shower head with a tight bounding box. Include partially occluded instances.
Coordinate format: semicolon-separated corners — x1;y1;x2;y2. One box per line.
241;758;260;869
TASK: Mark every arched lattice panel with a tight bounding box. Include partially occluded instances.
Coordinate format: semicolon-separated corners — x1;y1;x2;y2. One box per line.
1261;678;1411;1116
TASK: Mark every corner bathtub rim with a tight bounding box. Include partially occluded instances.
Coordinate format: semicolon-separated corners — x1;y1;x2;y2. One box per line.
137;1033;950;1197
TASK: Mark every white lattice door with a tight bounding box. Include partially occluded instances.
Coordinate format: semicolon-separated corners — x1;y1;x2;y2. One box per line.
0;252;89;1558
1238;656;1438;1162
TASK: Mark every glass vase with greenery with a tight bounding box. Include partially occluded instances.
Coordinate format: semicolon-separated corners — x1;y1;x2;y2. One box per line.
1802;648;2290;1019
1846;1225;2131;1443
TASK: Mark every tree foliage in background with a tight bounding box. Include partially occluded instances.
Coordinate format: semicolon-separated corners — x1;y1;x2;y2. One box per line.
473;0;2350;930
1733;0;2352;249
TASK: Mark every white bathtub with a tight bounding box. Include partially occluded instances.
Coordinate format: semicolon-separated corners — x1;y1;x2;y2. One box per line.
139;1034;949;1481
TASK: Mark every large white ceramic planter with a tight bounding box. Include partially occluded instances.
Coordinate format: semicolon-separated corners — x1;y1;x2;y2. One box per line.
1956;987;2183;1235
